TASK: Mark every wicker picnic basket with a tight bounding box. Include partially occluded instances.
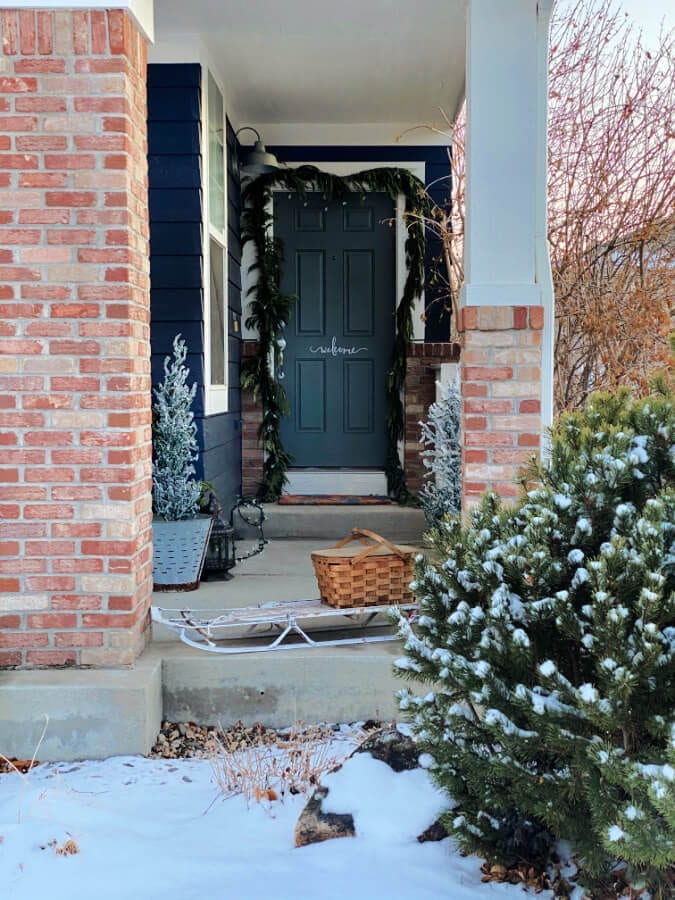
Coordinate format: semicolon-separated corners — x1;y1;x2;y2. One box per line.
311;528;416;609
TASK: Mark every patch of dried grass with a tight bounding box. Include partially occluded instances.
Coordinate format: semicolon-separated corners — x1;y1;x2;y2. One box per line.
208;722;359;805
1;715;49;825
40;837;80;856
56;838;80;856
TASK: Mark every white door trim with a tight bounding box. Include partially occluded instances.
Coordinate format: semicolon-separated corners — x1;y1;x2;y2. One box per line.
241;159;427;492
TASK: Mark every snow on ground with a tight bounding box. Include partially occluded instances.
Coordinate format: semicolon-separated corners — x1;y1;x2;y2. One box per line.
0;737;549;900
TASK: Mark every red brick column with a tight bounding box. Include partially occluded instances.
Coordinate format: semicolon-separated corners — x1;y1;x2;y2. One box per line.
241;341;264;497
404;342;460;494
0;9;151;667
460;306;543;508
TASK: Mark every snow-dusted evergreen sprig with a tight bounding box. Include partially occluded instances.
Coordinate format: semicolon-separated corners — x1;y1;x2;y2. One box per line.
419;376;461;528
152;334;201;521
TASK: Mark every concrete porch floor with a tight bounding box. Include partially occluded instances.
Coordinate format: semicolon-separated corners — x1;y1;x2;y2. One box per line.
0;510;427;762
152;538;333;638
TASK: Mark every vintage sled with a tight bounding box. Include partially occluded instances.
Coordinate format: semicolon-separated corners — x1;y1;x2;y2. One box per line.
151;597;417;654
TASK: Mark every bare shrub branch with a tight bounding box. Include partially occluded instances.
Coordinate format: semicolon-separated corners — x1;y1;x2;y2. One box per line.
548;0;674;410
418;0;673;407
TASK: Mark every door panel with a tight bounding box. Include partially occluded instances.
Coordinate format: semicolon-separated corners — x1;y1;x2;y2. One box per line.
344;359;374;433
275;191;395;468
343;250;374;336
295;251;325;335
295;207;325;232
296;359;325;432
343;206;374;231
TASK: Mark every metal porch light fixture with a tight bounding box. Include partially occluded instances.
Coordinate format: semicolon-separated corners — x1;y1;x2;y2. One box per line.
235;126;280;175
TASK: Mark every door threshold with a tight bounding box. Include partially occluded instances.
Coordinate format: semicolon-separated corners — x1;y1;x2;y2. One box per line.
284;470;387;497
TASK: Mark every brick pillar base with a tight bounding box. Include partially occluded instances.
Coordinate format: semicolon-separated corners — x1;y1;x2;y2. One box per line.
404;342;460;494
460;306;543;508
241;341;264;497
0;9;151;668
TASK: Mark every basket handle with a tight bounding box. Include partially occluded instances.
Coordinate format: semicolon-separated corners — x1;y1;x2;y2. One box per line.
332;528;408;563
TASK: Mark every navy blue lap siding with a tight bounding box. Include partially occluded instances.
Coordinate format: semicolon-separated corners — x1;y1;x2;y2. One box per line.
150;223;203;257
149;188;202;223
148;61;205;425
149;156;203;189
148;123;201;156
147;63;242;511
147;87;201;123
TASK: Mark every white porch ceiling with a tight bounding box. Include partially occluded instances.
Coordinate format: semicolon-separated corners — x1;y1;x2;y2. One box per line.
153;0;467;126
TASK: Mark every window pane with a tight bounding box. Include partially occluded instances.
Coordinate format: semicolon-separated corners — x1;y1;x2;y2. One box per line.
208;72;225;233
209;237;225;386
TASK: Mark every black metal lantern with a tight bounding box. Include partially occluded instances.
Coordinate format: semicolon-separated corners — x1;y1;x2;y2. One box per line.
203;511;236;580
200;493;267;582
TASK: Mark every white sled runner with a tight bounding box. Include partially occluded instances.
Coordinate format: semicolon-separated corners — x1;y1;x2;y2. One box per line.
151;598;417;654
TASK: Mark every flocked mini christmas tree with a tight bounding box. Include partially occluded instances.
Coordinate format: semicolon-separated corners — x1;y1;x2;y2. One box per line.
418;376;461;528
394;384;675;895
152;334;201;521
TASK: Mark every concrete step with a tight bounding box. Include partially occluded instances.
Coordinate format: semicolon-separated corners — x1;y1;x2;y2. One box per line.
159;641;403;727
261;503;426;543
0;637;408;761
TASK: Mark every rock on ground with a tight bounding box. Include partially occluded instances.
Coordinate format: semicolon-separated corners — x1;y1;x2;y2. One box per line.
352;724;419;772
294;786;356;847
294;724;429;848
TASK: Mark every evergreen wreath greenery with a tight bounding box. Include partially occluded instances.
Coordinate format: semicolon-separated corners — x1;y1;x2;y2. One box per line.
152;334;201;521
393;383;675;896
241;165;428;502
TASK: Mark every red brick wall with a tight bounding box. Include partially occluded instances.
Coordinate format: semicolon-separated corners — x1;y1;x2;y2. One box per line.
241;341;264;497
0;9;151;667
404;342;461;494
460;306;543;508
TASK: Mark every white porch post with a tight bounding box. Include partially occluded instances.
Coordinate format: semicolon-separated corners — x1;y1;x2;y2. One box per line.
460;0;554;506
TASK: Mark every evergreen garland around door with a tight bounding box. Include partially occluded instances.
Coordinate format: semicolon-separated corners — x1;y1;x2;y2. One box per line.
240;165;429;502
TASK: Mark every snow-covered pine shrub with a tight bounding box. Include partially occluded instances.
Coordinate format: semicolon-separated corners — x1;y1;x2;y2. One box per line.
152;334;201;521
419;376;461;528
393;385;675;896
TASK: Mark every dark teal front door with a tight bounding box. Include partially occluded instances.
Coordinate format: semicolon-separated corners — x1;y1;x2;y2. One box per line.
275;192;396;468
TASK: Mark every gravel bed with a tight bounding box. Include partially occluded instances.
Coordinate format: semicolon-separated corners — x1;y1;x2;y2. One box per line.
149;718;384;760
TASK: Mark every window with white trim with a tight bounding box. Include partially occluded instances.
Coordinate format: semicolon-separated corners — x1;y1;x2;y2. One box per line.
205;70;228;413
